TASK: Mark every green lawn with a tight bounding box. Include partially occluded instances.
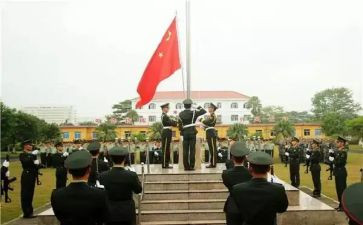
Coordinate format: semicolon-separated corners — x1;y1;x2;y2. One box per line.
349;144;363;151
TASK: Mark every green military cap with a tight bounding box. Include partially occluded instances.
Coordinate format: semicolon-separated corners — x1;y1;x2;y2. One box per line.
337;136;348;143
291;137;300;142
230;141;249;157
160;103;169;109
183;98;193;105
87;141;101;152
209;103;218;110
342;183;363;224
55;142;63;147
247;151;273;165
22;139;33;146
109;146;129;156
65;150;92;169
312;139;321;145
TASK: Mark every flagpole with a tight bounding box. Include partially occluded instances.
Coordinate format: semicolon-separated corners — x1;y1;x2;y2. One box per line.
175;11;186;98
186;0;191;99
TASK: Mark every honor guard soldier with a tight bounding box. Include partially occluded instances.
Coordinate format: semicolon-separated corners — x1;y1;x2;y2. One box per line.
310;139;322;198
99;146;142;225
87;141;110;187
341;183;363;225
51;151;109;225
286;137;302;188
19;140;39;218
201;103;218;168
52;142;69;189
232;151;288;225
72;139;83;153
222;142;252;225
334;136;348;211
178;99;206;170
161;103;178;168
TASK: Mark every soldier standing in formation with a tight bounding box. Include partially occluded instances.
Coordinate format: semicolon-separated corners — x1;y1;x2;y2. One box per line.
201;103;218;168
87;141;110;187
286;137;302;188
310;139;322;198
51;150;109;224
222;142;251;225
178;99;206;170
52;142;69;189
99;146;142;225
160;103;178;169
334;136;348;211
232;151;288;225
19;140;39;218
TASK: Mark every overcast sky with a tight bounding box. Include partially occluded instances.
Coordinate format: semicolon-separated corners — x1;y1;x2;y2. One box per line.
1;0;363;120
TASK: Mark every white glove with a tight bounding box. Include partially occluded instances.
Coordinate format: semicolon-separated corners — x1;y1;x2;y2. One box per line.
5;171;10;177
154;151;159;156
218;152;223;158
95;180;104;189
32;150;39;155
306;154;310;159
62;152;69;157
2;160;9;168
329;156;334;162
285;152;289;156
329;149;334;154
103;157;108;163
34;159;40;165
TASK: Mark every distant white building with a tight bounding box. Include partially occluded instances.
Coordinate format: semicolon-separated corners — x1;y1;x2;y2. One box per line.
131;91;252;125
20;106;77;124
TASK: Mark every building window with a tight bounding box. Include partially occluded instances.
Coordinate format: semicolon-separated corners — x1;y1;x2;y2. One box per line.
63;132;69;139
176;103;183;109
304;129;310;136
217;115;222;124
125;131;131;139
231;115;239;121
149;116;156;122
92;132;97;140
256;130;262;136
148;103;156;109
231;103;238;109
217;102;222;109
243;103;248;108
270;131;276;137
74;131;81;140
315;129;322;136
204;103;210;108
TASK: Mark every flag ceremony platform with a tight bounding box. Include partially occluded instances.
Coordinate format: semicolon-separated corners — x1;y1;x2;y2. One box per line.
37;164;347;225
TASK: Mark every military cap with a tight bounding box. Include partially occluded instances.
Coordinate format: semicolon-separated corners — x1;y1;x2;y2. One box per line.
22;139;33;146
247;151;273;165
342;183;363;224
312;139;321;145
74;139;82;144
65;150;92;169
183;99;193;105
160;103;170;109
337;136;348;143
230;141;250;157
109;146;129;156
87;141;101;152
291;137;300;142
55;142;63;147
209;103;218;110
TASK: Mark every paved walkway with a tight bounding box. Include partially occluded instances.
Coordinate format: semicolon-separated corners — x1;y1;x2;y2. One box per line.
4;203;51;225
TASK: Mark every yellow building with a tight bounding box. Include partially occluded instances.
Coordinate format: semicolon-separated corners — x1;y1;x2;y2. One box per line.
60;123;324;142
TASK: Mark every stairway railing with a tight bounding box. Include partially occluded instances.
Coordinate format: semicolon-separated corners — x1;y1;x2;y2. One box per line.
137;162;145;225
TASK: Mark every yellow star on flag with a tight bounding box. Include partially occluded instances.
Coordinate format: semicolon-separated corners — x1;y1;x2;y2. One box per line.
158;52;164;58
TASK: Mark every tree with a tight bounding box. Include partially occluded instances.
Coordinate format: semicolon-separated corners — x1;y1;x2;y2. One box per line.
41;123;61;141
112;100;132;122
273;120;295;139
131;132;147;142
345;116;363;138
79;121;97;126
245;96;262;117
148;122;163;141
284;111;315;123
227;123;248;141
321;112;348;136
311;87;361;120
260;106;285;123
95;122;117;142
126;110;139;124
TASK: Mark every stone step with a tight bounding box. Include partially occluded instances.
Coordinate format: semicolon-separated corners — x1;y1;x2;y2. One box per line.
142;189;228;201
144;180;225;191
144;173;222;182
140;209;225;222
141;199;225;210
140;220;226;225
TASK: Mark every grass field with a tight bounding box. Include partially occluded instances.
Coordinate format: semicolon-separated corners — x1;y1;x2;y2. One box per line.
1;150;362;223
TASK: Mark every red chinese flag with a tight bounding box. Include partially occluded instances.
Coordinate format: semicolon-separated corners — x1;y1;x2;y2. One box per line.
136;17;181;108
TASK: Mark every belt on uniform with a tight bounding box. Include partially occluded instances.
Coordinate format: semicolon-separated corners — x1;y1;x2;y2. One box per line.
183;124;196;129
205;127;215;131
163;127;172;129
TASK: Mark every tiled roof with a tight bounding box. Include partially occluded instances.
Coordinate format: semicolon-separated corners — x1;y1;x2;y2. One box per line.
134;91;249;100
